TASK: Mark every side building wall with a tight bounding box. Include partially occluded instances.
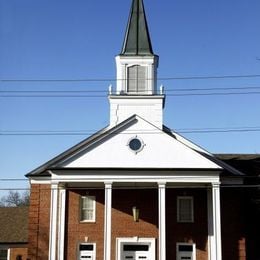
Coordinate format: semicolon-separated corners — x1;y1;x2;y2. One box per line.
27;184;51;260
221;189;246;260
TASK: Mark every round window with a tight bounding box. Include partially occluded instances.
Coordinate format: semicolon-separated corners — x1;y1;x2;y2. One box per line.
128;137;144;153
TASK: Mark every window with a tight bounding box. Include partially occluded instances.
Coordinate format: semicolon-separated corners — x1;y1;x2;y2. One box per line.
80;196;96;222
0;249;8;260
128;136;144;154
177;196;194;223
127;65;146;93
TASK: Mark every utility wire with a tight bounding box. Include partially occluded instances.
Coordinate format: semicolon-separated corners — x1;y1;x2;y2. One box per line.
0;185;259;191
1;91;260;98
1;86;260;93
0;175;259;182
1;73;260;82
1;127;260;136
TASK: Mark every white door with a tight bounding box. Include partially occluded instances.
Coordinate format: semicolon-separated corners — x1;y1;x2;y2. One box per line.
79;243;95;260
122;244;150;260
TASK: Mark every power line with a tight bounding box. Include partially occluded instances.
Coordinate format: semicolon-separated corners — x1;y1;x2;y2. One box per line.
1;86;260;93
1;91;260;98
0;175;259;182
0;184;259;191
0;184;260;192
1;73;260;82
1;127;260;135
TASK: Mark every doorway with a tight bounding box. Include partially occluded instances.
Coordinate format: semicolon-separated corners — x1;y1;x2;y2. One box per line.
117;238;155;260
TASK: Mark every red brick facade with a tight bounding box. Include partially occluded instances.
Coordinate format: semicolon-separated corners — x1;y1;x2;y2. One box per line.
166;189;208;260
26;186;248;260
64;188;208;260
65;189;105;260
27;184;51;260
221;189;246;260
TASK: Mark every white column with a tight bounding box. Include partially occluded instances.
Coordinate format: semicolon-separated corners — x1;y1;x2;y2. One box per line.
207;183;222;260
104;182;112;260
57;184;66;260
49;183;59;260
158;182;166;260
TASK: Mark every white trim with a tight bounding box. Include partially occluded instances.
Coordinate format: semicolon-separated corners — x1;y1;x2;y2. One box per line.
104;182;112;260
207;187;214;260
49;183;59;260
32;172;220;184
207;183;222;260
177;196;194;223
213;183;222;260
57;185;66;260
80;195;96;222
158;182;166;260
116;237;156;260
7;248;10;260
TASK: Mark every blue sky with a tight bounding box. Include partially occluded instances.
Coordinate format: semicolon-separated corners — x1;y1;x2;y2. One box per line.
1;0;260;191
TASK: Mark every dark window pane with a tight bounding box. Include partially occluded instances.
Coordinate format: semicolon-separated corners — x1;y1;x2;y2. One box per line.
178;245;193;252
123;245;149;251
79;244;94;251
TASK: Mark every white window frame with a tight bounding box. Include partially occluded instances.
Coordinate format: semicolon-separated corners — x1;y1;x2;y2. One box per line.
80;195;96;223
177;196;194;223
78;243;96;260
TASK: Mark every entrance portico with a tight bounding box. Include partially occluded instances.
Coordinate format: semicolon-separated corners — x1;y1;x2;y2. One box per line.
46;169;222;260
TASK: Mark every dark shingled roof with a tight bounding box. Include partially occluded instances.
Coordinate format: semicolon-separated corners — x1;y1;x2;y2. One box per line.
215;154;260;177
121;0;154;55
0;207;28;244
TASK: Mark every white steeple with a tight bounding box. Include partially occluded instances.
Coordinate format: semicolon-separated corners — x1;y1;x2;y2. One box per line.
108;0;165;129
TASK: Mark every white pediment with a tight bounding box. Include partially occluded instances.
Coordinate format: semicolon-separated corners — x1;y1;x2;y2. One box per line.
58;116;221;170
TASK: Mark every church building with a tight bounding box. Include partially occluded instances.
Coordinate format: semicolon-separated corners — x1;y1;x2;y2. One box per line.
26;1;249;260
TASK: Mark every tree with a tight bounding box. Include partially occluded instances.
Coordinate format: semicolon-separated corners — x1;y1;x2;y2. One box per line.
0;190;30;207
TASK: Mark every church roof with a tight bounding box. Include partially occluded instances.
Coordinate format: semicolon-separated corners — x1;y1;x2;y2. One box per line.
25;115;243;177
121;0;154;56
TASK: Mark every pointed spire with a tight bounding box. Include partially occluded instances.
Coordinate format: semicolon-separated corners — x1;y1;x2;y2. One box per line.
121;0;154;56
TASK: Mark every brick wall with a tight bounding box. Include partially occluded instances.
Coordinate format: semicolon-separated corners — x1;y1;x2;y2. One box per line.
65;188;209;260
65;188;157;260
166;188;208;260
27;184;51;260
65;189;105;260
111;189;158;260
221;189;246;260
26;185;248;260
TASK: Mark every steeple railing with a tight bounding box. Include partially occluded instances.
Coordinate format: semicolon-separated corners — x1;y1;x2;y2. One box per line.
108;85;165;96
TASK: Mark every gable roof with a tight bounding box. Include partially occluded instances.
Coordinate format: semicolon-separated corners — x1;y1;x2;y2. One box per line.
121;0;154;55
26;115;244;177
0;207;28;244
26;115;138;177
